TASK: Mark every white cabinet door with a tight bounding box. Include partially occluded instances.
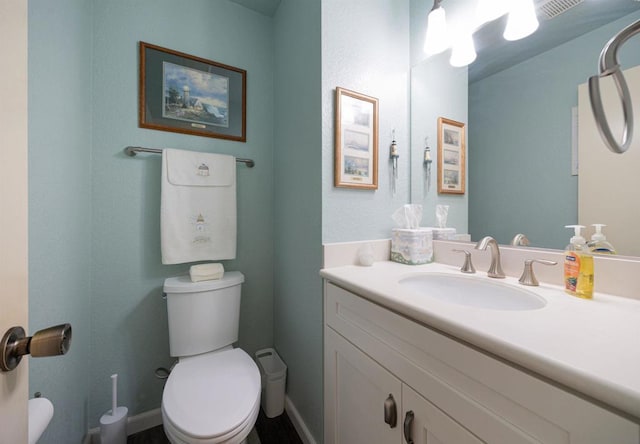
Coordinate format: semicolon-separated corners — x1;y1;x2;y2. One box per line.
325;327;402;444
402;384;483;444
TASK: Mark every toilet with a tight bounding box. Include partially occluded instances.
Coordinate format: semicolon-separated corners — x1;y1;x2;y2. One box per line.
161;272;261;444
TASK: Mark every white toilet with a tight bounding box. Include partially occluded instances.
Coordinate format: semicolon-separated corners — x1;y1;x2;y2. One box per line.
161;271;261;444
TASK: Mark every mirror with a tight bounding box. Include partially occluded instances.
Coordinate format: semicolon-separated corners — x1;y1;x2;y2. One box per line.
411;0;640;255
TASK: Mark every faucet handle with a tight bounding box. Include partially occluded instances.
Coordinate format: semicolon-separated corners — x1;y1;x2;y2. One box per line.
518;259;557;286
452;249;476;274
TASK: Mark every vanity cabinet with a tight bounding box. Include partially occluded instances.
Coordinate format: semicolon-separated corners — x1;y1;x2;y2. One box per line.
323;281;640;444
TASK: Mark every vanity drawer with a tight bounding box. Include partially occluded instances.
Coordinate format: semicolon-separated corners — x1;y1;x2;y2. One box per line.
324;281;640;443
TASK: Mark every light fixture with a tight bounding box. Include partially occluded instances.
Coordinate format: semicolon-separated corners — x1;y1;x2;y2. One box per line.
475;0;509;25
424;0;449;55
450;31;477;67
503;0;539;41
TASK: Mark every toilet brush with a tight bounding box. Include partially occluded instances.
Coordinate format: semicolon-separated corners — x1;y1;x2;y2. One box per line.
99;374;128;444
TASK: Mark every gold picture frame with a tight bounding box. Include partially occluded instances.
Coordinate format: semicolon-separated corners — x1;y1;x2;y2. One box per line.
334;87;379;189
437;117;466;194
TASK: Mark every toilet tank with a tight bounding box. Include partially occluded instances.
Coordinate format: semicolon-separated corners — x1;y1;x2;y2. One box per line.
163;271;244;358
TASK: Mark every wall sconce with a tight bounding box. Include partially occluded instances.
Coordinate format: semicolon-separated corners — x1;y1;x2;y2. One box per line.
424;0;540;68
504;0;539;41
424;0;449;55
450;31;477;67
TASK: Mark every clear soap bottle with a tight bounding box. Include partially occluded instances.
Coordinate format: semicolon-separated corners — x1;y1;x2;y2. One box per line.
564;225;594;299
587;224;616;255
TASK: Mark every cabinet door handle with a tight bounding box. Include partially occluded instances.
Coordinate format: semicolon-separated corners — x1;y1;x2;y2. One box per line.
403;410;415;444
383;394;397;428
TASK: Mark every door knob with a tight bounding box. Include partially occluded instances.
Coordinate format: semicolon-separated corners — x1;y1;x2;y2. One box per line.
1;324;72;372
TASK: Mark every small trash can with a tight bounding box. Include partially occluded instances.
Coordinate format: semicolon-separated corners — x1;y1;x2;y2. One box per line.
255;348;287;418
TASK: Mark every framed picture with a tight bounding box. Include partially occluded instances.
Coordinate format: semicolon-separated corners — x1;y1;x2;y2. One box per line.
334;88;379;189
139;42;246;142
437;117;466;194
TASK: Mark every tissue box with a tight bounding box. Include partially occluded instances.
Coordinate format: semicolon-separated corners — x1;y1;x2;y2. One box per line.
391;228;433;265
430;227;457;240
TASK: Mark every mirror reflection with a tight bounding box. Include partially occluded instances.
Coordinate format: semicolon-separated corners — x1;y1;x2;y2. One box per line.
411;0;640;256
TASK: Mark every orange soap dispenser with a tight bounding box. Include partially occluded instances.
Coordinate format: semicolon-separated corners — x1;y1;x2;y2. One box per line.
564;225;594;299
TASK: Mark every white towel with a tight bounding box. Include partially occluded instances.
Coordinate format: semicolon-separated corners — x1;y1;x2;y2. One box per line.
161;149;236;264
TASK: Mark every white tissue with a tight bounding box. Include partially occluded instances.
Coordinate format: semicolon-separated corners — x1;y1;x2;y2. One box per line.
436;204;449;228
392;204;423;229
190;263;224;282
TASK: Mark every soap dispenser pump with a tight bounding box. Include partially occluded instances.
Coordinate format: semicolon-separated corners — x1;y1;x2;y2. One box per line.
563;225;594;299
588;224;616;254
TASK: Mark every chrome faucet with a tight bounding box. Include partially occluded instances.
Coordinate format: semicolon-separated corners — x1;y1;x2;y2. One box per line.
475;236;505;278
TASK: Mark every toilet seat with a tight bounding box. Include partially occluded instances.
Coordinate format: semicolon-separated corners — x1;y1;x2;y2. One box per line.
162;348;261;444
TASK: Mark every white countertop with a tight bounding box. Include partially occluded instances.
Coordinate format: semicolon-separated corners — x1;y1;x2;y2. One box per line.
320;261;640;419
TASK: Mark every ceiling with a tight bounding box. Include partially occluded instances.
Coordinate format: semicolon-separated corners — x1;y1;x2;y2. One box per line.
227;0;640;83
229;0;281;17
469;0;640;83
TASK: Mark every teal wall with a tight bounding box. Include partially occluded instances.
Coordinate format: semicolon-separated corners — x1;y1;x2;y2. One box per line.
28;1;93;442
29;0;275;438
469;10;640;249
273;1;323;440
89;0;275;427
322;0;411;243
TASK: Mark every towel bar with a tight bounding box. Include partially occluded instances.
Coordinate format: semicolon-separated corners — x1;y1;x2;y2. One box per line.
124;146;255;168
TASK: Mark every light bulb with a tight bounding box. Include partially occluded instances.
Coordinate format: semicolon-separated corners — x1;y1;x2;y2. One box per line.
504;0;539;41
424;6;449;55
450;32;477;67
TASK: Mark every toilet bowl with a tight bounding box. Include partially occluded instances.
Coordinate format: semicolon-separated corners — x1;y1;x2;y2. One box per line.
161;272;260;444
162;348;261;444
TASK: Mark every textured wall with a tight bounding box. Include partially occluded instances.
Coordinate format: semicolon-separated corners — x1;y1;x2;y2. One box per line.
30;0;275;433
321;0;411;243
469;10;640;249
88;0;275;426
28;1;93;442
273;1;323;440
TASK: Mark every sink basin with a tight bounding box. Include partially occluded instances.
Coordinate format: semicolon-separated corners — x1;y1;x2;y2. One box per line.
399;273;546;311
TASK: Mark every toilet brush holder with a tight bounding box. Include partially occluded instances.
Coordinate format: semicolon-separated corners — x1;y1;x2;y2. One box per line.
99;374;128;444
100;406;128;444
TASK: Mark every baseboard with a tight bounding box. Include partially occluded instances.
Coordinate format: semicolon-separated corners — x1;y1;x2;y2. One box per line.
285;396;317;444
83;408;163;444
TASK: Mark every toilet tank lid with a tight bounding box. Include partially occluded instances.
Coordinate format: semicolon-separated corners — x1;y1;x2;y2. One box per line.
163;271;244;294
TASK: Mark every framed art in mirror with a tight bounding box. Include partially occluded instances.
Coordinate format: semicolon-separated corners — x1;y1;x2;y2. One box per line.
334;87;379;189
437;117;466;194
139;42;246;142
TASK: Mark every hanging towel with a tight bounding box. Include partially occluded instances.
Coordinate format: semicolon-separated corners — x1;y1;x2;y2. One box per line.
161;149;236;264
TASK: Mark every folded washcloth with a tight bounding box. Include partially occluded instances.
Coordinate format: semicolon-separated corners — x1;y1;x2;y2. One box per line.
190;263;225;282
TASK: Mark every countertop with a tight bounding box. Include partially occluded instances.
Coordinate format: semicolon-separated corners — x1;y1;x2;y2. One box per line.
320;261;640;420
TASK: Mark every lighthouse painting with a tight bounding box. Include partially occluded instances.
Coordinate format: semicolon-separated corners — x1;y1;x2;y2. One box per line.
162;62;230;128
